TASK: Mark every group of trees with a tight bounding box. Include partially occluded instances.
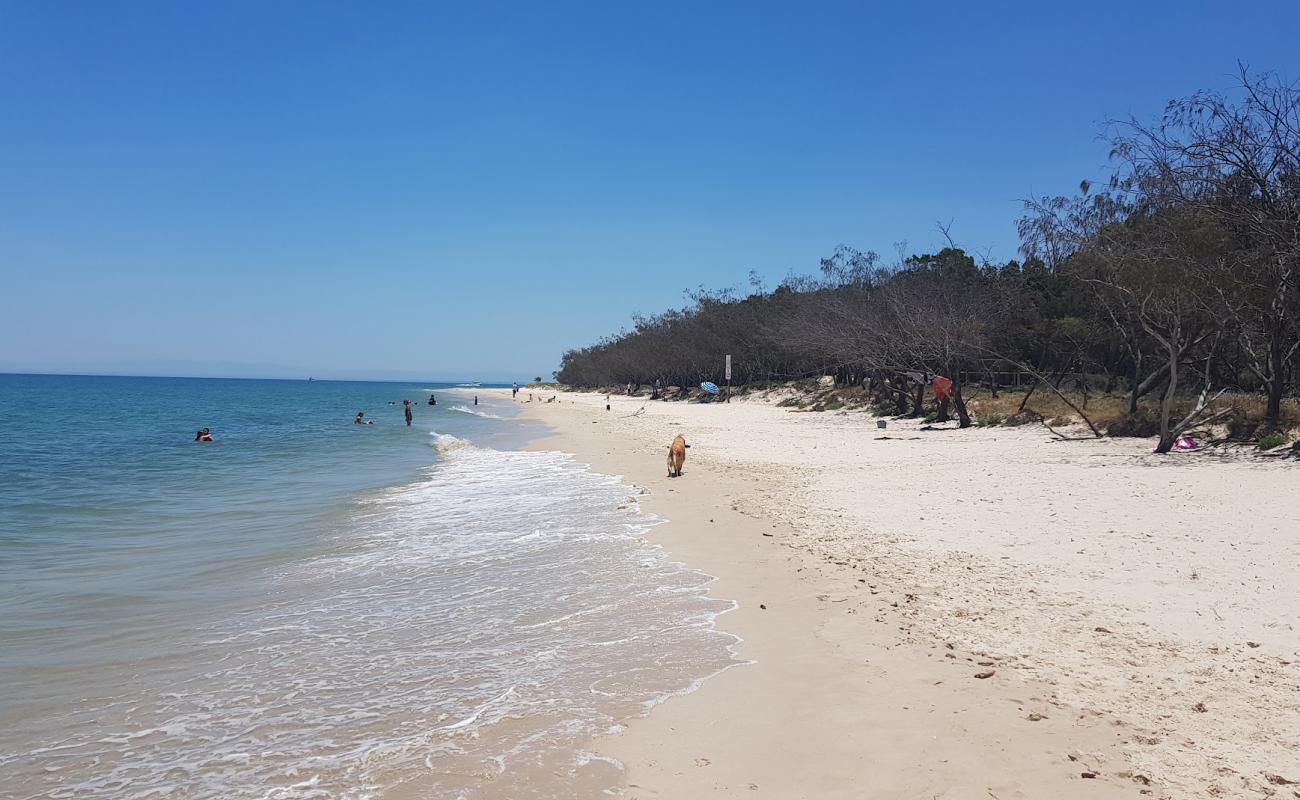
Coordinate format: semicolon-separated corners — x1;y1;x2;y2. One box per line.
556;68;1300;451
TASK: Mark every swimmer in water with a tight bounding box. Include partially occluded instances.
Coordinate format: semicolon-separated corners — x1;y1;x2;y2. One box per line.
355;411;372;425
403;399;413;426
195;428;213;442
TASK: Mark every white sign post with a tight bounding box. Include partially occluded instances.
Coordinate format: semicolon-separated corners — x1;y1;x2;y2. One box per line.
725;355;732;403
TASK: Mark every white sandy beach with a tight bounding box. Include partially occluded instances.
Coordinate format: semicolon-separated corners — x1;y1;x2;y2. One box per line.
510;388;1300;799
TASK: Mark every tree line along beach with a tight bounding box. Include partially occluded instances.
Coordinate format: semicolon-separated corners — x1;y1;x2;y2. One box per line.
556;69;1300;457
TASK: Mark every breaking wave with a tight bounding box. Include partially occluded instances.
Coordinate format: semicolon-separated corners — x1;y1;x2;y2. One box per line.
3;438;740;799
448;404;504;420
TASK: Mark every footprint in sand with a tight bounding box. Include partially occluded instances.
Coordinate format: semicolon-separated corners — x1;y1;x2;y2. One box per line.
694;757;711;767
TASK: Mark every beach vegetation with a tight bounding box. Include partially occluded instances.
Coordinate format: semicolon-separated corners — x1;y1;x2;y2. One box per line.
1226;413;1263;441
1107;409;1162;438
1258;432;1289;450
1001;412;1038;427
556;69;1300;452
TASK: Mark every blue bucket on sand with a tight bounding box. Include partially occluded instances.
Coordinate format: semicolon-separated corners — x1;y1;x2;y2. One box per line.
877;419;887;429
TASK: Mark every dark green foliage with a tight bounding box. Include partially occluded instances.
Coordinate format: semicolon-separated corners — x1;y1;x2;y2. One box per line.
1258;432;1289;451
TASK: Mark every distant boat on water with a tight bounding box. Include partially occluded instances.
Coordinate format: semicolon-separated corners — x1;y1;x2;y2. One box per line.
457;381;481;388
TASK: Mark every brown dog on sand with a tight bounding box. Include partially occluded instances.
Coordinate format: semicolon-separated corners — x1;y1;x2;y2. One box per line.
667;434;687;478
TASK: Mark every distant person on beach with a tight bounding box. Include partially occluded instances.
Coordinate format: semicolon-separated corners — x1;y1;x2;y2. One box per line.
194;428;213;442
512;382;518;399
428;394;436;406
355;411;372;425
403;400;413;426
474;396;478;406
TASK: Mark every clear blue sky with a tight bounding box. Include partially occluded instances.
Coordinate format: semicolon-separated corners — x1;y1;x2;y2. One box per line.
2;1;1297;381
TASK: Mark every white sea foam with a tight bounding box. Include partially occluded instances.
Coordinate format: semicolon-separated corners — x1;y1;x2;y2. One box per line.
430;431;475;453
447;404;504;419
2;437;741;799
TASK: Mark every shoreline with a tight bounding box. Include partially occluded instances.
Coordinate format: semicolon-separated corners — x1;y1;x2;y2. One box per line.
508;389;1158;799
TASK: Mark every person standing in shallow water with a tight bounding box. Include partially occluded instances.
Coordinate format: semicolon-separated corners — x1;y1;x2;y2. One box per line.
403;400;413;427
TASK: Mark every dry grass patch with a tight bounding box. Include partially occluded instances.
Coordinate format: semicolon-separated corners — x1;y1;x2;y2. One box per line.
963;388;1300;437
963;388;1131;430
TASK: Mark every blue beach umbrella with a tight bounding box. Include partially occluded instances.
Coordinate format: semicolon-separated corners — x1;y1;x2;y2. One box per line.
700;381;721;395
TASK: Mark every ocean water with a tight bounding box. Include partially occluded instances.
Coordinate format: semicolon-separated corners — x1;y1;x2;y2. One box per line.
0;375;738;799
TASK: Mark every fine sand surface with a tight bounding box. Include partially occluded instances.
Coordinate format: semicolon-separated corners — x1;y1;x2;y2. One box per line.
507;388;1300;800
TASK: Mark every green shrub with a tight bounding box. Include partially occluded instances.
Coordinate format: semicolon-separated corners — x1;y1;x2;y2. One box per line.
1257;432;1289;451
977;413;1005;427
1108;409;1161;438
823;397;845;411
1050;416;1073;427
1003;412;1037;427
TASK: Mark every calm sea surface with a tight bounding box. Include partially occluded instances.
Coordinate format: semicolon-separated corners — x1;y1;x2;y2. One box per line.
0;375;736;799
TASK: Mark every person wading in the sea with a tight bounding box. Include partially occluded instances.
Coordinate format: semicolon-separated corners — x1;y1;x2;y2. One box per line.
403;400;413;427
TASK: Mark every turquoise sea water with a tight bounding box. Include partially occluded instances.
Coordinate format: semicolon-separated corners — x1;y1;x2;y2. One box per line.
0;375;736;799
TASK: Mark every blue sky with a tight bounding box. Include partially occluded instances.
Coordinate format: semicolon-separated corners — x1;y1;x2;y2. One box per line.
2;1;1298;381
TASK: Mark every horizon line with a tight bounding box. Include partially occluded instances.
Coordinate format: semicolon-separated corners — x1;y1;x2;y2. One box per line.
0;370;532;385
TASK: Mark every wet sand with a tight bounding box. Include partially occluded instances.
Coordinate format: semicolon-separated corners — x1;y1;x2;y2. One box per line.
508;388;1300;799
